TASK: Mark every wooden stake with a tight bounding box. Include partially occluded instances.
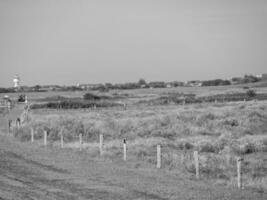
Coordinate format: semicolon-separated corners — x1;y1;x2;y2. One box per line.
194;151;199;179
31;128;34;143
99;134;103;155
123;138;127;161
237;157;243;189
60;133;64;148
44;130;47;146
79;134;82;151
8;119;11;135
157;145;161;169
181;151;185;165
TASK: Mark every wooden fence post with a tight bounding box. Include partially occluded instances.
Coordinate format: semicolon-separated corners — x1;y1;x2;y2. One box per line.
79;134;82;151
8;119;11;135
99;134;103;155
31;128;34;143
44;130;47;147
157;145;161;169
60;133;64;148
123;138;127;161
194;151;199;179
181;150;185;165
237;157;243;189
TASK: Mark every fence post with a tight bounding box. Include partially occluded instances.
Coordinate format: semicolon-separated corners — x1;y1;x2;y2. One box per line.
60;132;64;148
181;150;185;165
44;130;47;147
237;157;243;189
157;145;161;169
194;151;199;179
8;119;11;135
31;128;34;143
79;134;82;151
99;134;103;155
123;138;127;161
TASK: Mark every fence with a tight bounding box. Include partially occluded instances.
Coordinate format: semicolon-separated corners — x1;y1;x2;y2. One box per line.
14;127;247;189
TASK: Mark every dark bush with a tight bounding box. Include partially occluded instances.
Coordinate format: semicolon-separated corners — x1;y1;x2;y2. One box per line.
30;100;119;110
83;93;101;100
18;94;26;102
246;89;256;98
223;119;239;127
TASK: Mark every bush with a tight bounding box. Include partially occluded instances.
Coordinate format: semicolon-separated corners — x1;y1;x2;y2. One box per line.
83;93;101;100
18;94;26;102
13;127;31;141
246;90;256;98
223;119;239;127
197;141;219;153
30;100;119;110
175;140;194;150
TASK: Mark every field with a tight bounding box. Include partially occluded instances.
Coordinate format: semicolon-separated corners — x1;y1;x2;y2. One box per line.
0;85;267;199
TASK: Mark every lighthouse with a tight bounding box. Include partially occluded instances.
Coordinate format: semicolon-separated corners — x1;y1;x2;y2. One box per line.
13;75;20;88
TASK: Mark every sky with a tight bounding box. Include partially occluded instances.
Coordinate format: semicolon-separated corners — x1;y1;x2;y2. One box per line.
0;0;267;87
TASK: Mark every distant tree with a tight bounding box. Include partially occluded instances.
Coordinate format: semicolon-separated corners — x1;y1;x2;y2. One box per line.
242;75;259;83
34;85;41;91
0;88;15;93
148;82;166;88
138;78;147;86
170;81;184;87
202;79;231;86
105;83;113;89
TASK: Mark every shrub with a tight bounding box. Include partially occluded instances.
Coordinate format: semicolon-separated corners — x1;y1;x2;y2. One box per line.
223;119;239;127
246;89;256;98
83;93;101;100
13;127;31;141
176;140;194;150
18;94;26;102
197;141;219;153
30;100;119;110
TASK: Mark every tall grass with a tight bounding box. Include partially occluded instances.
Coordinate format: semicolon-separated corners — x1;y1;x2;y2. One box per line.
13;100;267;190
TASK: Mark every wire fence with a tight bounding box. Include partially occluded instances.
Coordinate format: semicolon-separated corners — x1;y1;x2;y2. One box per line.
7;127;254;190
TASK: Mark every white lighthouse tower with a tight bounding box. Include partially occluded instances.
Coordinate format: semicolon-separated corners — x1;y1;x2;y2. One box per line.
13;74;20;88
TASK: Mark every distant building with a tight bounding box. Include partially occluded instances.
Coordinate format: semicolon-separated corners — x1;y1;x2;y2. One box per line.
186;80;202;87
166;84;172;88
80;84;103;90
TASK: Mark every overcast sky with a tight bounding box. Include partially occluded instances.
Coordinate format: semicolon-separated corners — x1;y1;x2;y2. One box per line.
0;0;267;87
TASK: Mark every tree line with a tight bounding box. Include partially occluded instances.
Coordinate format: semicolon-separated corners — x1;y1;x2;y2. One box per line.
0;74;264;93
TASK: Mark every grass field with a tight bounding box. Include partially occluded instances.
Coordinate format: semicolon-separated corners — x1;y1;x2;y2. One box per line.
1;85;267;199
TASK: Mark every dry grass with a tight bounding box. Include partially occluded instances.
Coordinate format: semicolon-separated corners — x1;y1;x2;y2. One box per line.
12;97;267;190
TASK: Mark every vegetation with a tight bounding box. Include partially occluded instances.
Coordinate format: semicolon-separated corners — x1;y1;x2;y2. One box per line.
18;94;26;102
202;79;231;86
13;95;267;190
1;73;266;94
0;87;15;93
30;100;120;109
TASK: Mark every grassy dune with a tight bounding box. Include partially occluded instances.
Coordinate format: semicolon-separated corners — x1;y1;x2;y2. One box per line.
12;98;267;191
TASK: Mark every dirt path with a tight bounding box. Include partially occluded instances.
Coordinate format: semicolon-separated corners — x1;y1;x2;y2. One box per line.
0;133;266;200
